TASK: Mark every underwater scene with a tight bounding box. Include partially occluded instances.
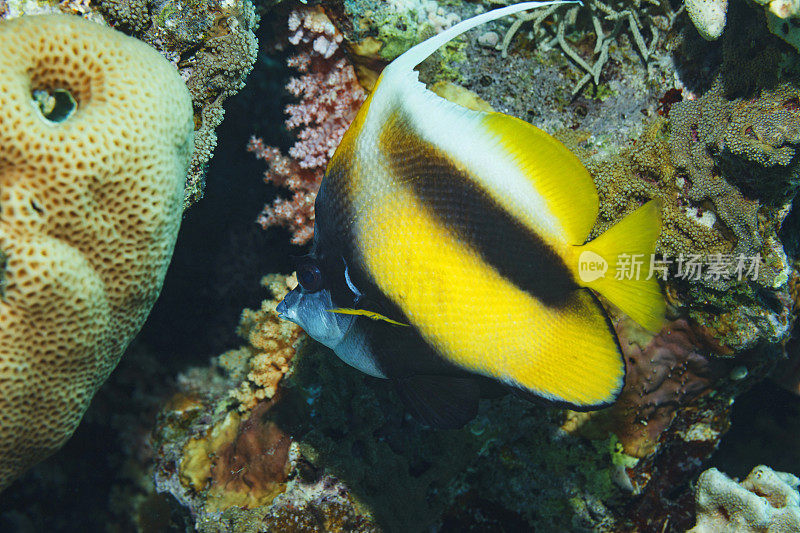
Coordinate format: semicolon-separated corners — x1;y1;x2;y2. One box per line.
2;0;800;531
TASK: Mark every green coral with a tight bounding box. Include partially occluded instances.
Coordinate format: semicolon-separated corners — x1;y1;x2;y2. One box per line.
583;82;616;102
581;118;730;260
609;436;638;469
374;8;420;61
568;78;796;352
431;40;468;83
95;0;259;207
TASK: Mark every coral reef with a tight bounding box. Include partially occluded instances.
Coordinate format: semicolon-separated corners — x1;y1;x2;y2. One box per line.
152;280;380;530
686;0;728;40
0;14;192;490
101;0;259;206
249;6;365;245
669;80;800;250
149;264;633;530
500;0;677;94
566;317;730;459
586;110;794;353
341;0;462;63
6;0;800;530
689;465;800;532
155;2;800;530
155;332;637;531
223;274;304;411
1;0;258;207
339;0;677;96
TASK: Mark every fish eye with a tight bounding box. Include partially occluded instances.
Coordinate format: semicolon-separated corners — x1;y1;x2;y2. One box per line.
297;260;324;293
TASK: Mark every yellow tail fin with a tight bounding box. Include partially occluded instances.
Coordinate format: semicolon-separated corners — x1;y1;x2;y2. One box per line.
574;200;666;332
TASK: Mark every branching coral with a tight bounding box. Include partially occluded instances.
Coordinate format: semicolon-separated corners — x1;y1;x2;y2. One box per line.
220;274;304;412
248;7;365;245
584;117;730;260
499;0;679;94
669;81;800;252
581;78;796;351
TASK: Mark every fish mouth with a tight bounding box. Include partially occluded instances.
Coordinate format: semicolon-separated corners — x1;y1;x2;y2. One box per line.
275;299;289;319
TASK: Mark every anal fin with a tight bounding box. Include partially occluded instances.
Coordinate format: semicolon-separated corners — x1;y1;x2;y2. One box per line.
394;375;480;429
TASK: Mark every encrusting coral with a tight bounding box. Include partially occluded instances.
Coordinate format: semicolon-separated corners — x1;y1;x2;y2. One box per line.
178;402;293;513
594;317;727;458
100;0;259;206
248;6;365;245
0;14;193;490
689;465;800;532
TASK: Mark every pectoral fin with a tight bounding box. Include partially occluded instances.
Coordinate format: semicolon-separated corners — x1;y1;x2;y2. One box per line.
328;308;410;327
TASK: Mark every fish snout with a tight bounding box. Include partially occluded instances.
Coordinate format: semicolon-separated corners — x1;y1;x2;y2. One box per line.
276;288;301;321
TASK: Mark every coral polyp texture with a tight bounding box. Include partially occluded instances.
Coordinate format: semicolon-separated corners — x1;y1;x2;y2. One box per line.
1;0;259;207
686;0;728;40
689;465;800;532
96;0;259;206
0;14;192;490
249;6;365;245
222;274;304;412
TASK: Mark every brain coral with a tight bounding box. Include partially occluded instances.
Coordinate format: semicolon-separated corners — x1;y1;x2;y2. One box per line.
690;465;800;532
0;14;193;490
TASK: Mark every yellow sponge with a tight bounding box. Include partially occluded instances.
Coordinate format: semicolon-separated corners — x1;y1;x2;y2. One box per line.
0;14;193;490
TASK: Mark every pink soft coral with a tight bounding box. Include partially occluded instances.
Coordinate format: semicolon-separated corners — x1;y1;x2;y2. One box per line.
248;7;366;245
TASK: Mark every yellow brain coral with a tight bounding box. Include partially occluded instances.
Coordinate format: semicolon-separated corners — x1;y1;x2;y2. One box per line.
0;15;193;490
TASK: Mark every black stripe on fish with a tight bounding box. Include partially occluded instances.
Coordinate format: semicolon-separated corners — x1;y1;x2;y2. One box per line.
313;146;367;308
316;160;472;378
380;112;577;308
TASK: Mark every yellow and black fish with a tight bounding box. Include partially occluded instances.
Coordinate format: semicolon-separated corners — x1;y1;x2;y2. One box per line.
276;1;665;428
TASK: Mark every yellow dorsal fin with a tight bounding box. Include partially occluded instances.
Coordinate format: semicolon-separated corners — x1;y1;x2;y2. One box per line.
481;112;599;244
574;200;666;332
329;308;410;327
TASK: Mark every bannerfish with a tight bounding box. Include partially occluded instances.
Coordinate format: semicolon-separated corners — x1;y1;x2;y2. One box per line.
276;1;666;429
